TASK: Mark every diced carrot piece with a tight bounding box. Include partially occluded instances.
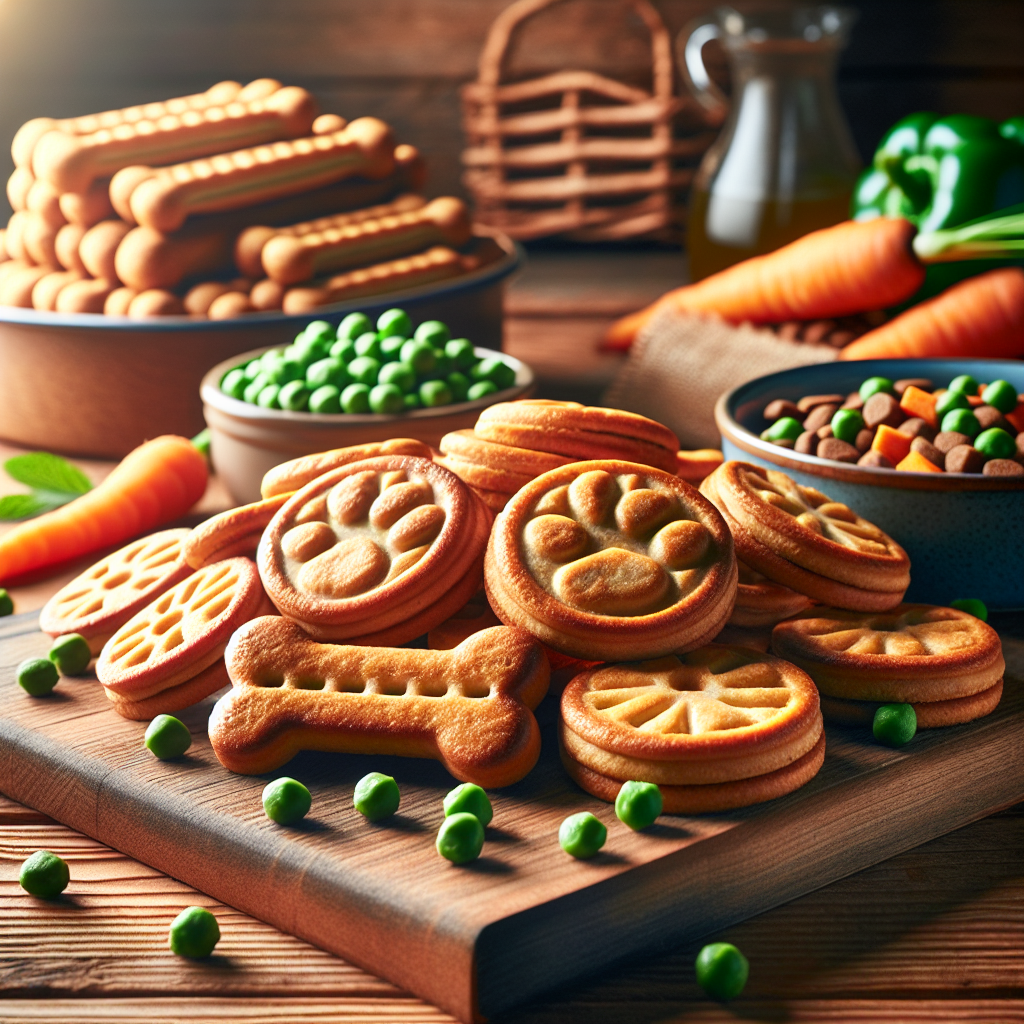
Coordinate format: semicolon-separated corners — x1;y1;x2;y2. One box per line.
899;385;939;428
967;394;985;407
871;423;913;465
1005;400;1024;434
896;449;943;473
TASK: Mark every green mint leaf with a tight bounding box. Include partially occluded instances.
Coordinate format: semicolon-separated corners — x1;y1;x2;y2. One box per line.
0;493;57;521
4;452;92;496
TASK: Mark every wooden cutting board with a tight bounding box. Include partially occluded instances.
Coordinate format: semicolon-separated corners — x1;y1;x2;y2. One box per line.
1;610;1021;1023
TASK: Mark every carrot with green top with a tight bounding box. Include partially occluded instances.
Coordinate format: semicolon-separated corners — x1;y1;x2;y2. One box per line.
0;435;207;583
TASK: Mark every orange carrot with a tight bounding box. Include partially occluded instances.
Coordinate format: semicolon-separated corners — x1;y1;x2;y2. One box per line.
898;386;939;428
0;435;207;583
1006;401;1024;434
895;450;942;473
871;424;912;465
604;218;925;350
839;267;1024;361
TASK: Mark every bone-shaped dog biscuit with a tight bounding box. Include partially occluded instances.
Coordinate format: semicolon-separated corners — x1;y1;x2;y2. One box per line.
210;616;549;785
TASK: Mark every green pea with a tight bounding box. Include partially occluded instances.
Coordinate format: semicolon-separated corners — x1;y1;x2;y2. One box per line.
948;374;980;397
420;380;452;407
447;372;471;402
243;358;263;381
293;333;330;364
830;408;865;443
414;320;450;348
940;407;980;438
467;380;498;401
145;715;192;759
378;361;415;393
304;319;334;343
975;427;1016;460
353;772;401;821
369;383;405;414
354;332;383;360
377;308;412;339
48;633;91;676
981;379;1018;414
379;334;406;360
220;367;247;399
559;812;607;859
17;657;59;696
950;597;988;621
436;811;484;864
330;337;357;363
472;355;516;390
243;372;272;404
256;384;281;409
443;783;493;826
348;356;381;387
403;393;422;410
430;352;454;379
761;416;803;443
19;851;69;898
309;384;342;414
169;906;220;958
306;357;348;390
695;942;749;1001
337;312;371;343
400;338;436;375
278;379;310;412
262;777;311;825
614;780;663;831
858;376;894;402
340;382;371;413
873;703;916;746
935;389;969;418
0;588;12;616
445;338;475;369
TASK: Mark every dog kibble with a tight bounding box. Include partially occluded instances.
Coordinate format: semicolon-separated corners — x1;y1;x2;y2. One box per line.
816;425;834;440
855;428;876;453
858;450;892;469
863;392;902;429
816;437;860;463
974;405;1010;432
944;444;985;474
795;430;817;455
911;437;945;468
842;391;864;410
934;430;970;453
983;458;1024;477
894;378;933;396
803;403;839;432
763;399;801;421
797;393;844;413
898;417;936;441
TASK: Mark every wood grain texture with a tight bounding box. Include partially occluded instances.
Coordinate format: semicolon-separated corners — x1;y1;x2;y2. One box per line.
0;610;1021;1022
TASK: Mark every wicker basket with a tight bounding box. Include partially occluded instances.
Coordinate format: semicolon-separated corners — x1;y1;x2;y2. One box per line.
461;0;716;242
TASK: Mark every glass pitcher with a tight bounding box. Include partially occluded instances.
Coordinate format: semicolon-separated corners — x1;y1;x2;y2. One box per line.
680;5;861;280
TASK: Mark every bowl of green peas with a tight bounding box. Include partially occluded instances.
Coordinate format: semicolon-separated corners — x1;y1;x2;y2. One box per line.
202;307;534;503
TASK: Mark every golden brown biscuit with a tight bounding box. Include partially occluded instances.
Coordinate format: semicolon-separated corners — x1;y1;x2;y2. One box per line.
31;269;86;311
434;453;534;495
485;461;738;662
104;286;138;316
729;560;814;628
127;288;185;317
58;179;116;227
818;680;1003;729
439;428;573;477
428;590;502;650
183;494;292;570
207;291;254;319
209;616;549;786
771;604;1005;705
676;449;725;484
114;224;233;291
55;277;117;313
39;528;193;653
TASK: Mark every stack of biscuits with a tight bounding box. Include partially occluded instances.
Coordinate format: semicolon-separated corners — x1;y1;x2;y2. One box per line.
1;78;485;319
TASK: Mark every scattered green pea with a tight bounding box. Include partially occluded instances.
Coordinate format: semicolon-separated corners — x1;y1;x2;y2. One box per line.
243;372;272;404
144;715;192;759
169;906;220;958
377;308;412;338
262;777;312;825
400;338;436;374
337;312;371;343
420;380;453;407
445;338;475;369
306;356;348;390
354;332;383;360
473;355;516;390
329;337;357;363
256;383;281;409
695;942;749;1001
436;811;484;864
48;633;91;676
353;772;401;821
0;588;12;617
443;783;493;826
19;851;69;898
873;703;917;747
278;379;311;411
17;657;59;696
414;319;450;348
830;407;864;444
369;383;405;414
981;379;1018;414
761;416;803;443
348;355;381;387
447;371;471;402
948;374;980;397
220;367;247;399
935;389;969;418
615;780;663;830
378;361;415;393
379;334;406;359
559;812;607;859
940;407;980;438
950;597;988;621
975;427;1016;460
340;382;371;413
859;376;894;401
467;380;497;401
403;393;422;410
309;384;342;414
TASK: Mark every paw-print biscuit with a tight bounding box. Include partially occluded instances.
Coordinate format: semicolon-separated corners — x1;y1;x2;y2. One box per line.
485;460;737;661
258;455;490;644
702;461;909;612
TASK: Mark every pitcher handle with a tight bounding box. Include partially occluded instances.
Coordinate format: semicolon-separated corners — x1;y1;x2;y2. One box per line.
677;17;729;117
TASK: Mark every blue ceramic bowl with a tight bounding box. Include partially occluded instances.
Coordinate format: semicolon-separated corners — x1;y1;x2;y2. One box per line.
715;359;1024;610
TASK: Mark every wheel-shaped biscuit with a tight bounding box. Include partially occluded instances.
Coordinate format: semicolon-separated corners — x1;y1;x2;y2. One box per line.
485;460;738;661
771;604;1005;704
258;455;490;642
560;645;822;785
39;529;193;653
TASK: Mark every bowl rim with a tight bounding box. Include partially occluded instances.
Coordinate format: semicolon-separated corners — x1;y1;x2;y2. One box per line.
716;357;1024;492
201;344;534;427
0;231;523;333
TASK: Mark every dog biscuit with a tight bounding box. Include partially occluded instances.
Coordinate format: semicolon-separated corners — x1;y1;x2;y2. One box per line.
31;269;86;311
79;219;132;281
0;264;50;307
55;223;88;273
249;278;285;310
104;286;138;316
58;179;117;227
209;616;548;785
21;211;61;267
676;449;724;484
729;560;814;628
6;167;34;211
126;288;185;317
817;680;1004;729
25;178;66;229
184;494;292;570
114;223;233;291
54;277;116;313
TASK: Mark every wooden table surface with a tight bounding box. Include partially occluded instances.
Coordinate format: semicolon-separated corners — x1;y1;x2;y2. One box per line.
0;270;1022;1021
